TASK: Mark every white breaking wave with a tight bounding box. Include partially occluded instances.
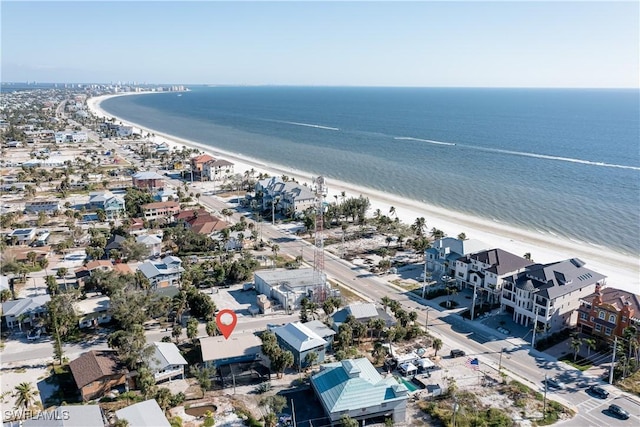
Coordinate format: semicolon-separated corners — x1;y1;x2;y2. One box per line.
471;146;640;171
279;120;339;131
394;136;456;146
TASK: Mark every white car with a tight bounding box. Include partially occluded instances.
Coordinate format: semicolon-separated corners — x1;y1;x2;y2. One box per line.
544;377;566;390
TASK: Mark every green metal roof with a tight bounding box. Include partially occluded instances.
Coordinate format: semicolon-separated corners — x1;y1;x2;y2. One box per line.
311;358;408;413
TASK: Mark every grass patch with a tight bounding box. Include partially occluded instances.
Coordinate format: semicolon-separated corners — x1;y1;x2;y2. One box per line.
617;370;640;397
558;353;593;371
332;281;366;302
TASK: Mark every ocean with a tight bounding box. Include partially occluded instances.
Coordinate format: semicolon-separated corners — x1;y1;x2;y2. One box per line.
100;86;640;256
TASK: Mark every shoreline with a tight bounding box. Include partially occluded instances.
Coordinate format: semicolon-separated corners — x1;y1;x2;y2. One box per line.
87;93;639;294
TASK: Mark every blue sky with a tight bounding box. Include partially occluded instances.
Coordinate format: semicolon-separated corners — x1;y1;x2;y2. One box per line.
2;1;638;87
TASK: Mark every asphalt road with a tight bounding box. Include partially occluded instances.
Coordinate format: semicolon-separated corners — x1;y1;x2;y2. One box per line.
11;113;632;426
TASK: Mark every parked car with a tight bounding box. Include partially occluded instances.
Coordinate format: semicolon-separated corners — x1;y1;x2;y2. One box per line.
544;377;566;390
450;349;466;358
607;404;630;420
27;327;41;341
586;385;609;399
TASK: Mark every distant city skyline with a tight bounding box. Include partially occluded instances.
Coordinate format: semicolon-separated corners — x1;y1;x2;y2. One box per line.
2;1;638;88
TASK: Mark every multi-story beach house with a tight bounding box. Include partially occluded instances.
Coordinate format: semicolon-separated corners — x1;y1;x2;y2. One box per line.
137;256;184;291
576;285;640;342
454;248;534;304
87;191;126;219
141;201;180;221
500;258;606;335
425;237;490;277
190;154;215;181
256;176;317;216
203;159;234;181
24;200;61;214
132;171;164;190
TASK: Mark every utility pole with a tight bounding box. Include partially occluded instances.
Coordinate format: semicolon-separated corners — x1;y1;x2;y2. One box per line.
531;307;539;348
543;374;548;420
422;250;428;298
425;308;430;333
609;336;618;384
470;282;477;320
498;348;503;373
292;399;297;427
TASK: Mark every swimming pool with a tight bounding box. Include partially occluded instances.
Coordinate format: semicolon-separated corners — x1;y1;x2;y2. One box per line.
396;376;419;392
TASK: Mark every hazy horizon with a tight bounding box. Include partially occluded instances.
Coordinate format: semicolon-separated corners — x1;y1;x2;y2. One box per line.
2;1;638;89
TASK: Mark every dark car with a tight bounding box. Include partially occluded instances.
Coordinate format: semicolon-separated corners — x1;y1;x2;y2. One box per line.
587;385;609;399
450;349;466;358
607;404;630;420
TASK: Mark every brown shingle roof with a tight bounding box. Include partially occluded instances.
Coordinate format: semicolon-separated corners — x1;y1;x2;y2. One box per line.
113;263;134;275
69;350;128;389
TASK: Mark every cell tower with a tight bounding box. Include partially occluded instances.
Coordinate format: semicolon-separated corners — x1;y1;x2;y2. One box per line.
313;176;328;302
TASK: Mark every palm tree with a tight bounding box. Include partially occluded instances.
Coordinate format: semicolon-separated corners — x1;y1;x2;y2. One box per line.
570;336;583;361
411;217;426;236
432;338;443;356
13;382;37;410
389;206;397;220
271;244;280;260
584;338;596;358
381;296;392;313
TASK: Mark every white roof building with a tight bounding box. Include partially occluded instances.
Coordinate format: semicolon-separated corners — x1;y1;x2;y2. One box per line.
115;399;170;427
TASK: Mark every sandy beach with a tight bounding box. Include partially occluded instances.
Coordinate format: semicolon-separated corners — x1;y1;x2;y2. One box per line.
87;93;639;294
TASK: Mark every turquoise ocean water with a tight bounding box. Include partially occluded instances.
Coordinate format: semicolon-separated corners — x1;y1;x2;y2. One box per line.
101;87;640;256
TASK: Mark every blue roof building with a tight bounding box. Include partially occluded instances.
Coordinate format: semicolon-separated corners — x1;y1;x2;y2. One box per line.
310;358;408;425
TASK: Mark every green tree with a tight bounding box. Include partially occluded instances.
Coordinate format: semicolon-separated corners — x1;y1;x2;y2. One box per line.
13;382;37;410
570;336;583;361
584;338;596;357
136;366;157;399
206;320;218;337
189;364;215;393
304;351;318;369
0;288;13;302
186;318;199;343
432;338;443;356
172;324;183;344
340;415;358;427
108;324;154;370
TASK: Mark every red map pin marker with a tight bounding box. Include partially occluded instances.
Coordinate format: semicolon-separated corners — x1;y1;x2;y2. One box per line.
216;309;238;339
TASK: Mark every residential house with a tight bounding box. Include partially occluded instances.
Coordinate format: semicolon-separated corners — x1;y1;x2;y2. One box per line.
54;131;88;143
1;295;51;330
9;228;37;245
256;176;317;216
331;303;395;332
3;246;50;263
128;217;146;234
104;234;126;258
141;201;180;221
76;295;111;328
425;237;490;277
148;342;188;383
273;322;328;369
454;248;534;304
18;405;107;427
87;191;126;219
113;263;134;276
190;154;215;180
115;399;171;427
254;268;329;312
304;319;337;349
153;187;177;202
577;285;640;341
69;350;130;401
176;209;229;235
136;234;163;257
74;260;114;288
501;258;607;335
203;159;234;181
310;358;408;426
137;256;184;291
132;171;164;190
24;200;61;214
200;332;263;369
